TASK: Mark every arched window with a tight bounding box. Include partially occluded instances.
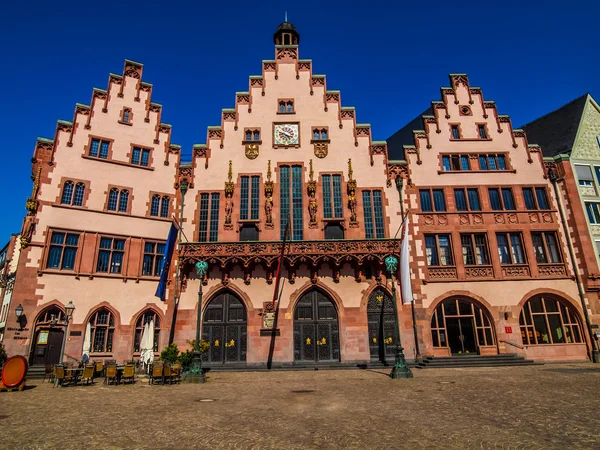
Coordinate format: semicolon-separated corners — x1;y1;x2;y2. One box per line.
37;306;65;325
313;130;320;140
321;129;327;140
245;130;252;141
61;181;74;204
73;183;85;206
283;34;290;45
160;196;170;218
520;295;583;345
253;130;260;141
286;102;294;113
150;194;160;216
123;108;131;123
279;102;286;113
133;310;161;352
118;190;129;212
89;308;115;353
108;188;119;211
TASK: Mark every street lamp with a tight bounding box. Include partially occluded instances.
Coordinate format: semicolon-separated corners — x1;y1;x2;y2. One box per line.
58;301;75;365
187;260;208;383
384;256;413;379
15;304;23;321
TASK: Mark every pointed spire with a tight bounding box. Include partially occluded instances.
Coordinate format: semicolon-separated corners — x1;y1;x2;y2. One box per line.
348;158;354;181
309;159;314;182
285;11;288;22
228;160;233;183
267;160;272;182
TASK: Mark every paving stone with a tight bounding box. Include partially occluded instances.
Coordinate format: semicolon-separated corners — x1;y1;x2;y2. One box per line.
0;363;599;449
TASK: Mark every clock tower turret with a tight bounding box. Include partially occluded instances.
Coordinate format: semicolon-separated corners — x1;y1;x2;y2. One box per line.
273;14;300;46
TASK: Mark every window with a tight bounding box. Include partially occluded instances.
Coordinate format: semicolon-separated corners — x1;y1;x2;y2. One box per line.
240;224;259;241
142;242;165;276
96;237;125;273
425;234;453;266
280;165;303;240
596;240;600;258
431;298;495;348
362;190;385;239
479;154;506;171
198;193;220;242
461;234;489;265
133;310;160;353
520;296;582;345
107;188;129;213
496;232;525;264
523;187;549;210
131;147;150;167
244;129;260;142
575;165;594;187
454;188;481;211
451;125;460;139
419;189;446;212
46;232;79;270
312;128;328;141
89;138;110;159
60;181;85;206
123;109;131;123
149;195;170;218
585;202;600;224
89;309;115;353
441;154;470;171
279;100;294;113
324;223;344;240
322;174;343;219
488;188;515;211
240;176;260;220
478;124;487;139
531;232;561;264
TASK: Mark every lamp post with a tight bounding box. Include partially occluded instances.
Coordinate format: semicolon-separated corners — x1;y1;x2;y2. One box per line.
58;301;75;365
187;260;208;383
15;303;24;328
384;256;413;379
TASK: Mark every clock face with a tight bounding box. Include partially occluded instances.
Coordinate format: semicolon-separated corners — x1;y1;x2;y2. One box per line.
274;124;299;146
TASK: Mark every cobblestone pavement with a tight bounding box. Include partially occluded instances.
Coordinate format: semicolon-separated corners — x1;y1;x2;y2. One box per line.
1;363;599;449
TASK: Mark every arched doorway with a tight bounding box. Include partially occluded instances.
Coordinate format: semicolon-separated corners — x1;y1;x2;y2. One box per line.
294;289;340;363
367;288;396;363
431;297;496;355
201;291;247;364
30;306;65;366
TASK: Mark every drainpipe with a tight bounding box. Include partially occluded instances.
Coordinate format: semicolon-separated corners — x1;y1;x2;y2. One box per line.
549;169;600;363
395;177;421;361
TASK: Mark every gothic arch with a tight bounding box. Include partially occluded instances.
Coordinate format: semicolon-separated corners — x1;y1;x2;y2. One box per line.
427;290;495;318
200;282;255;315
128;303;166;328
359;282;394;312
82;301;121;327
287;280;344;317
517;288;583;316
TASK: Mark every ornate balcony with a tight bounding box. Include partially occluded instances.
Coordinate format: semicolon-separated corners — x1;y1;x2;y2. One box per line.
179;239;401;284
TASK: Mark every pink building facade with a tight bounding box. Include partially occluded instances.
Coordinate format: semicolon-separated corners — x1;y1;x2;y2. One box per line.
3;23;598;367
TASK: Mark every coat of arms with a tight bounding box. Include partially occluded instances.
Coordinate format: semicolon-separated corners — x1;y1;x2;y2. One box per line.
245;144;259;160
314;142;328;158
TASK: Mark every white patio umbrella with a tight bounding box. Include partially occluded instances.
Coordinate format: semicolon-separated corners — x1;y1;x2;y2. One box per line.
140;319;155;372
82;321;91;364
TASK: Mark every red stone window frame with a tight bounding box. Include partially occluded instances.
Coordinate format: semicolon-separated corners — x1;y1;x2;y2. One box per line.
522;186;551;211
238;174;261;223
460;233;492;267
104;184;134;214
520;295;583;345
89;308;115;353
94;235;128;275
531;231;563;264
56;177;90;208
277;98;295;114
119;107;133;126
321;173;344;220
147;192;173;219
128;144;154;168
424;234;455;267
449;123;462;140
140;240;166;278
83;135;114;161
495;232;527;266
476;123;490;139
311;127;330;144
453;187;482;212
419;188;447;212
44;228;82;272
243;128;262;144
488;186;517;211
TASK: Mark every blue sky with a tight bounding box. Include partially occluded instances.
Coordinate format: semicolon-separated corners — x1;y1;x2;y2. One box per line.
0;0;598;241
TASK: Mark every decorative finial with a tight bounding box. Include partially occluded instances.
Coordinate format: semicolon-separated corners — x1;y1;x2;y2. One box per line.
309;159;314;182
285;11;288;22
267;160;272;182
348;158;354;181
228;160;232;183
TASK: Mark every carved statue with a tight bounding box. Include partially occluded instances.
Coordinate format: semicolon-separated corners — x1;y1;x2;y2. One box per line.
224;197;233;225
265;194;273;225
348;193;357;223
20;213;35;248
308;196;318;224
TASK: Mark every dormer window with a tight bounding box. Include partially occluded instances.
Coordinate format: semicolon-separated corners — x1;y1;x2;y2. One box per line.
244;128;261;142
312;128;328;141
278;99;294;114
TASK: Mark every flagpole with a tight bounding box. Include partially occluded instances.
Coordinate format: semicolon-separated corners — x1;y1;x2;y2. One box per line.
169;179;188;345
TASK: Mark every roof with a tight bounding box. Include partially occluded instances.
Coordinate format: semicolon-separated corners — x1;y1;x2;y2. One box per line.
386;107;432;160
520;94;588;158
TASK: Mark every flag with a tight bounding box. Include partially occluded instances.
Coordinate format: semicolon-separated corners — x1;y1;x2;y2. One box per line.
400;214;414;304
272;217;291;304
155;221;178;301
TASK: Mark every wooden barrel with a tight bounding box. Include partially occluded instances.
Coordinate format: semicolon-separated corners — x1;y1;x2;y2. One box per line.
1;355;28;388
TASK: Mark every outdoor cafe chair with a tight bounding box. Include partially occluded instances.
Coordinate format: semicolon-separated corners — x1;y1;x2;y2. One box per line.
104;364;118;385
163;363;172;385
170;363;182;384
42;365;54;383
150;361;163;385
80;365;95;386
121;364;135;385
54;365;73;387
94;360;104;377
